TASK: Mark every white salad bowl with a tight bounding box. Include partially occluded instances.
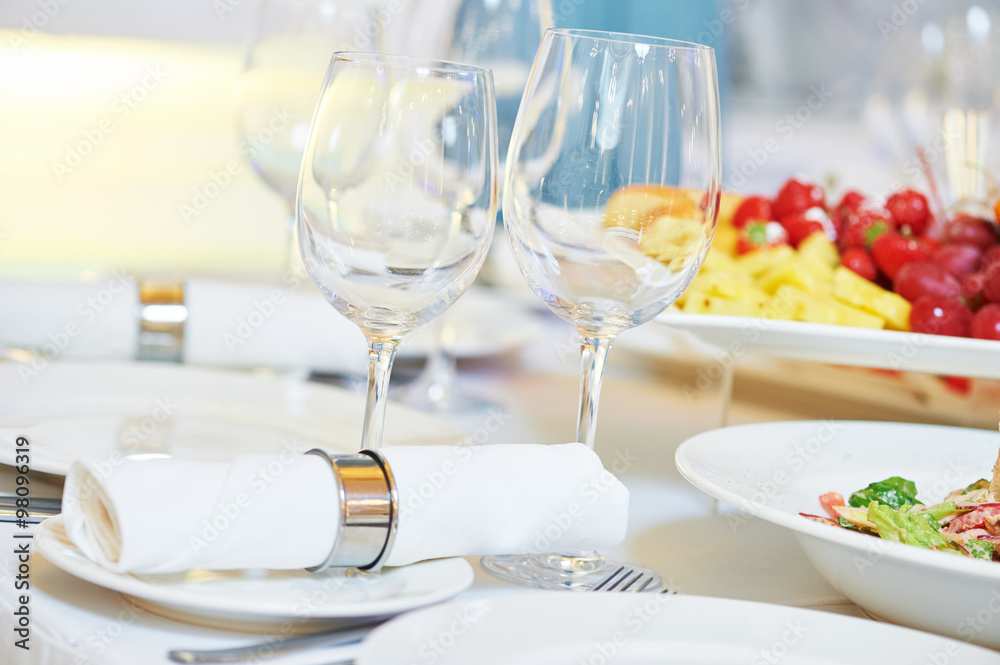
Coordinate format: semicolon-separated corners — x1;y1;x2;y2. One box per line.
676;420;1000;649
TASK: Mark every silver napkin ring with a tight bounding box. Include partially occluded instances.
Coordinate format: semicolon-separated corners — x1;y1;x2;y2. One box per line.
136;280;187;363
305;448;398;573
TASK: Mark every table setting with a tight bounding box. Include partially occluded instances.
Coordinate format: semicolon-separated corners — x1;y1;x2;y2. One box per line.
5;1;1000;663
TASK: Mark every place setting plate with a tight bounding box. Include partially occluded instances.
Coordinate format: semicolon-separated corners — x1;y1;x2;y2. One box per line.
0;361;466;476
33;515;474;630
676;419;1000;650
355;592;1000;664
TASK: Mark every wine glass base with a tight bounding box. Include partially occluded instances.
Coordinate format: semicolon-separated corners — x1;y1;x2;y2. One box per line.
480;553;662;592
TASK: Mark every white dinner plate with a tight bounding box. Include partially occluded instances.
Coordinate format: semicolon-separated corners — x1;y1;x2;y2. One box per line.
0;361;465;476
35;516;474;626
656;312;1000;379
356;593;1000;664
676;420;1000;649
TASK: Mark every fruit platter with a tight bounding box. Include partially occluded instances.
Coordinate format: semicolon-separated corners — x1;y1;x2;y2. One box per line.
651;176;1000;380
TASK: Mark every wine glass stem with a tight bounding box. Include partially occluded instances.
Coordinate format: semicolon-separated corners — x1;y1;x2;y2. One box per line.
361;338;398;451
564;335;614;564
576;335;613;449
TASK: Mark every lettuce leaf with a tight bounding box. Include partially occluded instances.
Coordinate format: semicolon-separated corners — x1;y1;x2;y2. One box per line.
849;477;922;509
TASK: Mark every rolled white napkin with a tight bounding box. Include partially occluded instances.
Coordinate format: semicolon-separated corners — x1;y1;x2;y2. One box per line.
62;443;628;574
0;277;365;374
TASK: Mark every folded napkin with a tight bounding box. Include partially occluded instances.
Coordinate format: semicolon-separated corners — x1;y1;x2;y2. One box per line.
62;443;628;573
0;277;366;374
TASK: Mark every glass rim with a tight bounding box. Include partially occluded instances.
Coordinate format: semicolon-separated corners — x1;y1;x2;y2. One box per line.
544;28;714;52
331;51;495;77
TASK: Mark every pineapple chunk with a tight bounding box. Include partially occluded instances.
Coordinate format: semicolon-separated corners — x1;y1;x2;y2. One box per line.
758;259;825;295
832;267;911;331
682;291;768;317
735;245;796;277
797;233;840;269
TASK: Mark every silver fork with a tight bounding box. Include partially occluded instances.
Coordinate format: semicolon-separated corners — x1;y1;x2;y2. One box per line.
590;565;662;593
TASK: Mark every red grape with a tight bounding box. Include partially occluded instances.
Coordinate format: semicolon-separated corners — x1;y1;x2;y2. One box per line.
961;272;985;307
773;178;825;219
979;245;1000;276
943;215;999;249
885;188;931;235
732;195;774;229
971;304;1000;340
894;262;961;302
909;297;972;337
984;270;1000;303
930;244;982;278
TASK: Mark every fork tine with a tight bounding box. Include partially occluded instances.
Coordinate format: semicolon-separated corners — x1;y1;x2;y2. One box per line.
617;570;644;591
634;576;655;592
590;566;627;591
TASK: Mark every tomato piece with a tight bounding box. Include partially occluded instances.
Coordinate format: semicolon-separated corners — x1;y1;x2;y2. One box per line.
819;492;845;519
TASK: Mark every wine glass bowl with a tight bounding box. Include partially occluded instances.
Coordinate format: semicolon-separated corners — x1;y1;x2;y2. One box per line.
236;0;384;266
297;52;498;449
482;29;720;590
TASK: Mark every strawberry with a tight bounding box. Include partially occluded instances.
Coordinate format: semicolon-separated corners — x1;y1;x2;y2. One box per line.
731;195;775;229
872;231;930;281
780;207;833;248
830;190;866;235
838;207;894;252
772;178;825;220
885;188;931;236
736;221;788;255
836;190;866;212
840;247;877;281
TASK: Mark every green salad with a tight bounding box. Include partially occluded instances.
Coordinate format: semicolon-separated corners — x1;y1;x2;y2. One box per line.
803;476;1000;561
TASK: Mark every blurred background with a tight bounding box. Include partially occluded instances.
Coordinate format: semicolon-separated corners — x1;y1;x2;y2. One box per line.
1;0;999;278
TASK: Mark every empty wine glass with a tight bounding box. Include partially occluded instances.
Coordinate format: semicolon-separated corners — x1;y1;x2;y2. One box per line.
297;52;498;450
481;29;721;590
392;0;551;413
236;0;383;271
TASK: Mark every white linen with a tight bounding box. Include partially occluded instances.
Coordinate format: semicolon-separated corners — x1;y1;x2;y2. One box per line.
61;443;629;573
63;454;340;574
0;277;367;374
382;443;629;566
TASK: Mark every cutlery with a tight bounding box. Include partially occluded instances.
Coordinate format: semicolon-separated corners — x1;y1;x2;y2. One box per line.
0;495;61;524
590;566;662;593
167;619;385;663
